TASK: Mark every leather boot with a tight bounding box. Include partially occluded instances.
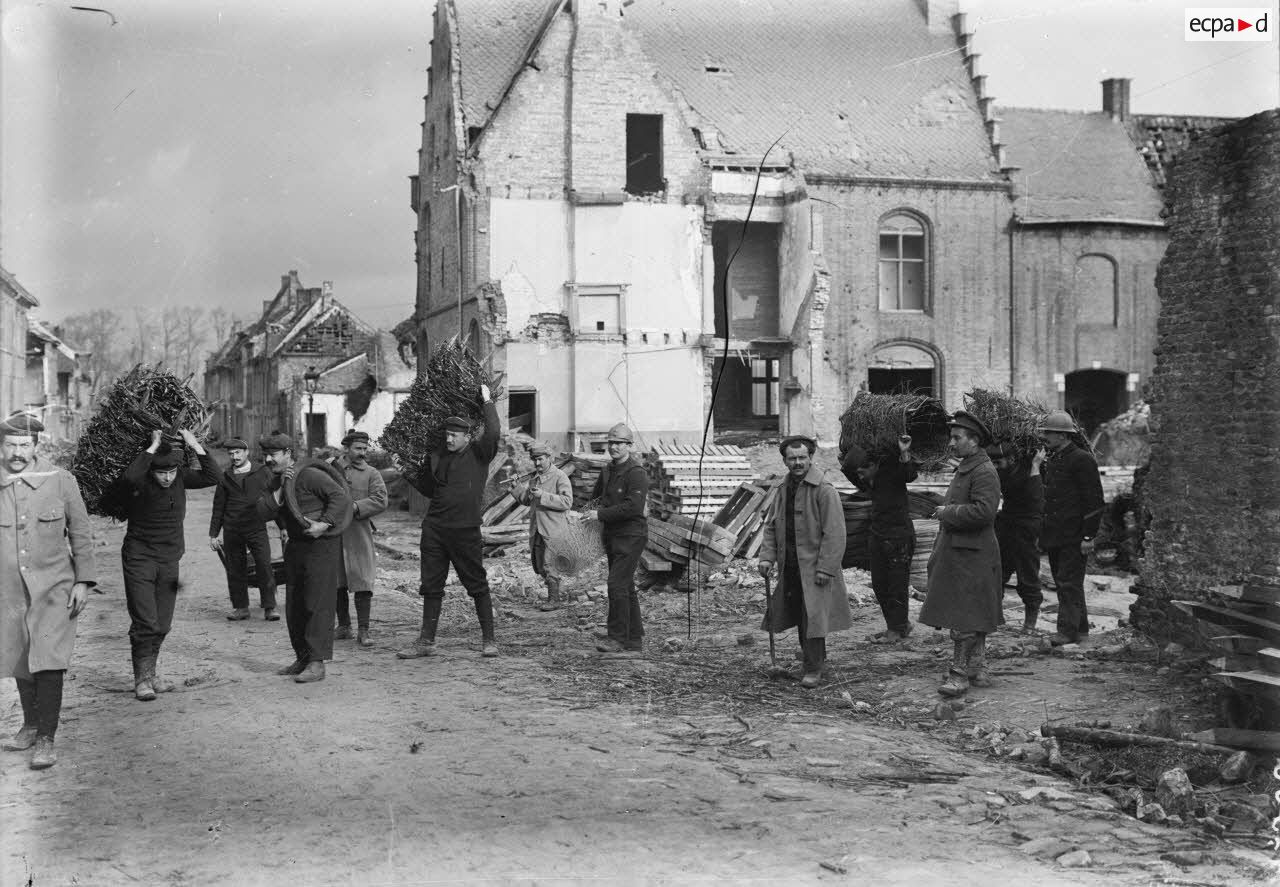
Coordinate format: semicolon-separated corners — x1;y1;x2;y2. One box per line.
800;637;825;688
539;576;563;611
294;661;325;683
1022;606;1040;633
3;725;38;752
966;633;991;687
134;655;156;702
149;656;175;694
29;736;57;770
475;593;498;656
355;591;373;647
397;597;441;658
938;637;969;697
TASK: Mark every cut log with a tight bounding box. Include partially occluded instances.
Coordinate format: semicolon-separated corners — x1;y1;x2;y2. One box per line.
1182;727;1280;753
1040;724;1237;755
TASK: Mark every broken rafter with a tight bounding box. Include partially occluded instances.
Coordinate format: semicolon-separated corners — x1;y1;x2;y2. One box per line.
1040;724;1238;756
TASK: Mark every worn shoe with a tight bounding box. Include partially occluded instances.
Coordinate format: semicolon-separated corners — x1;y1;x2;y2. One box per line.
151;673;176;693
334;624;353;640
357;627;373;647
870;628;910;645
134;678;157;702
938;669;969;697
29;736;56;770
481;640;500;658
539;600;564;612
595;638;624;653
294;661;325;683
800;672;822;689
396;640;437;659
226;608;251;621
3;725;38;751
1047;633;1078;647
264;608;281;621
277;659;307;676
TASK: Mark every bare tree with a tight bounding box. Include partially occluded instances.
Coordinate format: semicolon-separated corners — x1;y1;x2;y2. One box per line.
57;308;128;398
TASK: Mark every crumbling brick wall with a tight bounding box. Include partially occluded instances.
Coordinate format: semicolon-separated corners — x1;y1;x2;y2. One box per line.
1132;110;1280;640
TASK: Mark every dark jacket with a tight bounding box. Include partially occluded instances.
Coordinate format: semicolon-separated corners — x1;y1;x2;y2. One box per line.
592;454;649;538
995;461;1044;525
1040;442;1105;548
257;463;352;539
121;449;221;561
841;453;918;539
408;401;500;528
210;462;274;537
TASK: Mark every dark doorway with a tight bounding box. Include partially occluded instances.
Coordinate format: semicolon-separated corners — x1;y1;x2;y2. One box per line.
711;356;780;432
508;390;536;436
1065;369;1127;437
305;413;327;454
868;368;934;397
712;221;780;339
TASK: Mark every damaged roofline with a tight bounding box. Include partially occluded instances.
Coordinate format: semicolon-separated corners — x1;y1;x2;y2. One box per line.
804;173;1012;192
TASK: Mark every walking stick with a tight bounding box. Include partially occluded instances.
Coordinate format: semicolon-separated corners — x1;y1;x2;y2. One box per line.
763;569;788;679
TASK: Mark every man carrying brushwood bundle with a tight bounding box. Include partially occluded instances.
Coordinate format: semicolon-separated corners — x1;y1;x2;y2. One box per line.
582;423;649;654
333;430;388;647
256;432;352;683
209;438;279;623
0;412;96;770
840;433;917;644
758;435;852;689
120;428;221;701
396;386;501;660
919;411;1002;698
509;441;572;612
1038;411;1105;647
986;441;1046;633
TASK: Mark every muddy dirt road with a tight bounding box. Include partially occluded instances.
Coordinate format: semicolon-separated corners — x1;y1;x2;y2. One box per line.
2;488;1272;885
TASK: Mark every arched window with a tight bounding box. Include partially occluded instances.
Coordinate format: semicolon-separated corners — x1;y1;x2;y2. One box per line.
468;318;482;357
878;212;928;311
1075;254;1117;326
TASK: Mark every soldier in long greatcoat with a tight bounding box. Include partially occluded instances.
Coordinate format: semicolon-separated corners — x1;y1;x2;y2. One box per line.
0;412;96;770
333;430;388;647
920;411;1003;697
758;435;851;689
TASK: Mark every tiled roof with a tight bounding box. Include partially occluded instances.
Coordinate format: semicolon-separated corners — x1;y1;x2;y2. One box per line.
452;0;1000;181
998;108;1164;223
455;0;556;129
1126;114;1235;186
0;265;38;308
621;0;998;180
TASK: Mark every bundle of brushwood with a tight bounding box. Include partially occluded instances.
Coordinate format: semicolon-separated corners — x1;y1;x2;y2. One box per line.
962;388;1096;458
840;488;943;570
71;364;211;518
837;392;949;472
545;514;607;577
378;337;504;480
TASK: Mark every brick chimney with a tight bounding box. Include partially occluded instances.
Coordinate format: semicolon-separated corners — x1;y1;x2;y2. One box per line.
916;0;959;34
1102;78;1131;122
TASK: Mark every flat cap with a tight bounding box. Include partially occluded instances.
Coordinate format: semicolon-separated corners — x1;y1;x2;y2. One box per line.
0;411;44;435
222;438;248;450
444;416;473;433
529;441;552;457
258;431;294;452
342;430;370;447
150;444;184;469
778;435;817;457
605;423;634;444
948;410;992;445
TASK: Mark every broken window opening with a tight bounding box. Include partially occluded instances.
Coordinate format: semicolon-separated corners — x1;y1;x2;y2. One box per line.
751;358;780;417
878;212;928;312
625;113;664;195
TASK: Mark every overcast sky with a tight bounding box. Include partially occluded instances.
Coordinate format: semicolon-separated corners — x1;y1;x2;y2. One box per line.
2;0;1277;334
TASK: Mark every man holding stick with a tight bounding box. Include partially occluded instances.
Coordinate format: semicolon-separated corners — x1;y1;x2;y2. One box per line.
397;385;501;659
120;427;221;701
0;412;96;769
209;437;279;622
510;441;573;612
758;435;851;688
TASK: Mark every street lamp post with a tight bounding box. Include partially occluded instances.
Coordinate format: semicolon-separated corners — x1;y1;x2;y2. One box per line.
303;366;321;455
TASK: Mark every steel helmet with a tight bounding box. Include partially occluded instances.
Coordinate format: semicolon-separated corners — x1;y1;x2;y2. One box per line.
605;423;634;443
1037;410;1077;434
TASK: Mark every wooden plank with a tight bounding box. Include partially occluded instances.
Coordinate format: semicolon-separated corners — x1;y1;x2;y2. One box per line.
1183;727;1280;753
1172;600;1280;645
1200;633;1270;655
1212;670;1280;702
1213;584;1280;605
640;550;673;572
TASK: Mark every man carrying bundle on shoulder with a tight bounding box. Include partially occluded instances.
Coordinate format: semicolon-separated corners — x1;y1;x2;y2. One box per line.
840;432;917;644
120;427;221;701
509;441;573;612
986;441;1046;633
256;432;353;683
209;437;280;623
397;385;501;660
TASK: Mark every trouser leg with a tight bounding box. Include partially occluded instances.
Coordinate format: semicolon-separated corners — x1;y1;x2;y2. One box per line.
15;676;37;728
33;670;64;739
224;532;251;610
418;595;443;642
1006;522;1044;614
283;542;308;661
605;534;645;646
450;526;494;640
1048;544;1088;639
336;588;351;627
122;553;161;668
354;591;372;630
243;529;278;610
869;534;913;633
152;560;179;659
298;537;340;661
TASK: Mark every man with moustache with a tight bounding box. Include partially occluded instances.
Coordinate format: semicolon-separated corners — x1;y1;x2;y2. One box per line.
758;435;851;688
397;386;501;660
332;430;387;646
919;411;1002;698
0;412;96;770
119;427;221;701
509;441;573;611
256;432;352;683
209;437;280;622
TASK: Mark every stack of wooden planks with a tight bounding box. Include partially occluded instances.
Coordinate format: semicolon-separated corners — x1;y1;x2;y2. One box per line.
644;442;757;518
1172;584;1280;740
479;454;578;550
710;480;781;560
566;453;611;508
643;512;738;575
